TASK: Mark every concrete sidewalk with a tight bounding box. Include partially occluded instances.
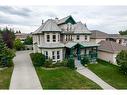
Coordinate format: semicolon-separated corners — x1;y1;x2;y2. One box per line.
75;59;116;90
10;50;42;90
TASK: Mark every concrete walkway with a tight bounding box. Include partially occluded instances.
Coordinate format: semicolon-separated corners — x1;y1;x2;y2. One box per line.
75;59;116;90
10;50;42;90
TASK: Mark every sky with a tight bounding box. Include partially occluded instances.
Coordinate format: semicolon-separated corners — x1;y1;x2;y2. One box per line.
0;6;127;34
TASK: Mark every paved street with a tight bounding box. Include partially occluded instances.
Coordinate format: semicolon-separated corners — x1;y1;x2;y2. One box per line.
75;59;116;90
10;50;42;89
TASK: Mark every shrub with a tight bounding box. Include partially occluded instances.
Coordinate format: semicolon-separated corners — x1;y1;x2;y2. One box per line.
116;50;127;75
53;59;68;67
67;58;75;69
14;39;25;51
43;58;54;68
30;53;45;66
81;56;90;66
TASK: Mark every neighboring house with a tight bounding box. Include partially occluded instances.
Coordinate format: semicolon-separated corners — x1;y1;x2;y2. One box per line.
107;34;127;46
98;40;127;64
32;15;99;62
90;30;109;43
15;33;28;41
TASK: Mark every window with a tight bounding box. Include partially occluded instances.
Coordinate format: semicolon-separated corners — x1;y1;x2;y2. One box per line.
52;51;55;59
77;35;80;40
44;51;48;59
58;35;60;41
57;51;60;59
53;35;56;42
66;35;67;41
85;35;87;40
47;35;50;42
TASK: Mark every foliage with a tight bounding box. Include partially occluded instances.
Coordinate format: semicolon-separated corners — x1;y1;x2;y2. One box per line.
116;50;127;75
81;56;90;66
30;53;45;66
14;39;25;50
53;59;68;67
43;58;54;68
24;36;33;45
119;30;127;35
0;27;15;49
67;58;75;69
0;36;15;67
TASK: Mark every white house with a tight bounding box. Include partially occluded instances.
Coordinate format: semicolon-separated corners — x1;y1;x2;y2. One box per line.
32;15;99;62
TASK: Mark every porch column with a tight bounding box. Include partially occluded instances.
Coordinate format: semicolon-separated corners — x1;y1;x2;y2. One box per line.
96;46;98;58
69;47;74;59
77;44;81;60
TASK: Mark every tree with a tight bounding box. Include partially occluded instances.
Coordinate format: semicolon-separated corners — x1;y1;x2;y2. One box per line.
14;39;25;50
119;30;127;35
67;58;75;69
24;36;33;45
1;27;15;49
116;50;127;74
0;35;15;67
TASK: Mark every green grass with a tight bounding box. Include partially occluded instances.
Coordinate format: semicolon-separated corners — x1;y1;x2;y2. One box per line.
35;67;102;89
0;67;13;89
88;60;127;89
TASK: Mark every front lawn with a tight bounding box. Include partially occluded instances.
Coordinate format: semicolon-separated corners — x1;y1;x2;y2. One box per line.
0;67;13;89
88;60;127;89
35;67;102;89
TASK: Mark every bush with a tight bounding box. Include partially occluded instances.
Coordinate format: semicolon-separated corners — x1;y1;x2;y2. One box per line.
116;50;127;75
53;59;68;67
14;39;25;51
67;58;75;69
81;56;90;66
43;58;54;68
30;53;45;66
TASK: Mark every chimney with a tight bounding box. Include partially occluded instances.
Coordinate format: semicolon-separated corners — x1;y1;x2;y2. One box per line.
55;17;59;22
42;20;44;24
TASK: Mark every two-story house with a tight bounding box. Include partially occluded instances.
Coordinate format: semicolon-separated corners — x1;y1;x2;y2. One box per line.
32;15;99;62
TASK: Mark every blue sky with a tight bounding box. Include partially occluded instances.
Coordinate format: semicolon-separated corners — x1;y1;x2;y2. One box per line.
0;6;127;34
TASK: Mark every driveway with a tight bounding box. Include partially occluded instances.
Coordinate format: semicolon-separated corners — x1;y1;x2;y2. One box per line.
75;59;116;90
10;50;42;89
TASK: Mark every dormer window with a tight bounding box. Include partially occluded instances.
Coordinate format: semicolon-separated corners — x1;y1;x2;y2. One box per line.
47;35;50;42
77;35;80;40
53;35;56;42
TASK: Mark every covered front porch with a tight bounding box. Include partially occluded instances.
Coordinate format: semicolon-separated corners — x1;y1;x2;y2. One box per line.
65;42;99;62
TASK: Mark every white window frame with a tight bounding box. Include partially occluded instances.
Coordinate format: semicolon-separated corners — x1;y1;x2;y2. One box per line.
47;35;50;42
44;51;48;59
53;35;56;42
52;51;55;59
57;51;60;59
77;35;80;40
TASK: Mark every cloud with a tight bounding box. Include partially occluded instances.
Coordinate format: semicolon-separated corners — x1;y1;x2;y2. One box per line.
0;6;127;34
0;6;32;17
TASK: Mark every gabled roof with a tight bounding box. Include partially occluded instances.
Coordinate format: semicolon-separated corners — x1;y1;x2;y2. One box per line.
65;41;77;48
57;15;76;25
98;40;127;53
108;34;127;39
73;22;91;34
32;19;61;34
90;30;109;39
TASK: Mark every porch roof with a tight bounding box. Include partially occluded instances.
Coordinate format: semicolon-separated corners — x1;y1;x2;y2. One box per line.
38;43;65;49
79;42;100;47
65;41;100;48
